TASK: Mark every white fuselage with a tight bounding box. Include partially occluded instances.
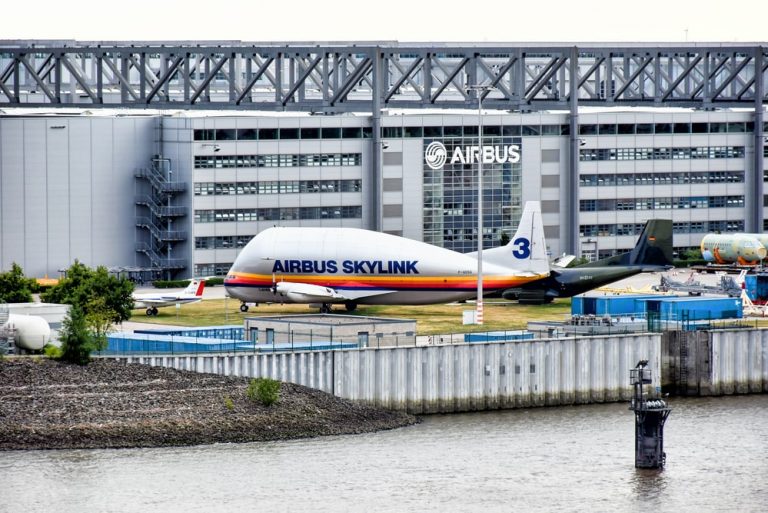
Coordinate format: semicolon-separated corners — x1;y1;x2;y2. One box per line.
224;226;546;306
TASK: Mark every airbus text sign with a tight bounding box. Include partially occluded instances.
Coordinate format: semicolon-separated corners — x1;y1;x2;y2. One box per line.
425;141;521;170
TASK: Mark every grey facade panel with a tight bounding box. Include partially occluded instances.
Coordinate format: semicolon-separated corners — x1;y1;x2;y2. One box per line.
541;149;560;163
24;121;47;275
1;120;26;270
544;225;560;239
383;178;403;192
541;174;560;188
383;204;403;218
541;200;560;213
383;152;403;166
46;120;71;273
69;119;94;269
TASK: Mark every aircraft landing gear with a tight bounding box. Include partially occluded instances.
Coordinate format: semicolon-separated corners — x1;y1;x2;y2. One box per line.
240;303;249;313
345;301;357;312
320;303;332;314
146;307;158;316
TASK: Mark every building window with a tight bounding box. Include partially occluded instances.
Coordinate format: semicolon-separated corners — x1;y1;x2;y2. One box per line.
194;153;362;169
194;206;362;223
580;145;745;162
578;195;745;212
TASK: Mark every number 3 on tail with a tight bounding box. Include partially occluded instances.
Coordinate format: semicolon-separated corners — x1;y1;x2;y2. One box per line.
512;237;531;258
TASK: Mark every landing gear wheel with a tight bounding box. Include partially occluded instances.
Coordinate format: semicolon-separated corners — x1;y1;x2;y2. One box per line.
320;304;332;314
146;308;153;316
240;303;249;313
345;301;357;312
151;307;158;316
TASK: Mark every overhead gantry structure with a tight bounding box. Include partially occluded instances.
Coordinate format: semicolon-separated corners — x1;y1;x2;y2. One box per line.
1;41;766;250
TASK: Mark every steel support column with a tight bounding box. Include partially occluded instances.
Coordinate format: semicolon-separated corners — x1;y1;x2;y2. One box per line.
567;46;579;256
750;47;765;233
370;48;383;231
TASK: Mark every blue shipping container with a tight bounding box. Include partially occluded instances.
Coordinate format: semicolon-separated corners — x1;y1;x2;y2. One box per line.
644;297;742;321
572;294;666;316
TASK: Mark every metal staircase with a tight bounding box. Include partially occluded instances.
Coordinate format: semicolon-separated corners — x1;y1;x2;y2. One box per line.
135;156;188;276
0;303;14;355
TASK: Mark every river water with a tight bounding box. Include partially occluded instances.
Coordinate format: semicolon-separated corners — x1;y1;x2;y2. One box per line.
2;395;767;513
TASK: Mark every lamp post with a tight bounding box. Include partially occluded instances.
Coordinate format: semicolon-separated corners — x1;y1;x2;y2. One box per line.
466;84;493;325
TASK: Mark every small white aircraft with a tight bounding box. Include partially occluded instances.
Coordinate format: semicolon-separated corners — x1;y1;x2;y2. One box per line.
133;279;206;316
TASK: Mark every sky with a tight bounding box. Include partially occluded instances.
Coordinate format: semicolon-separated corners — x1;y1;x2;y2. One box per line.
3;0;767;43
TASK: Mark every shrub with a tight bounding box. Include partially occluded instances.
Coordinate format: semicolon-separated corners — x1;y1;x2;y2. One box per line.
223;396;234;411
43;344;62;359
246;377;281;406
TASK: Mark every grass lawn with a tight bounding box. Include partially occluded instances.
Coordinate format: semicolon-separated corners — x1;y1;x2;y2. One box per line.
129;298;572;335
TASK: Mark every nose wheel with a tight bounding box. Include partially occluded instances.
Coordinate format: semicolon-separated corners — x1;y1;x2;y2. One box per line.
320;303;332;314
145;307;158;316
240;303;249;313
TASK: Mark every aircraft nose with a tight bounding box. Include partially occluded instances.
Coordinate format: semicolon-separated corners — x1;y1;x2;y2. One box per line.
757;246;767;260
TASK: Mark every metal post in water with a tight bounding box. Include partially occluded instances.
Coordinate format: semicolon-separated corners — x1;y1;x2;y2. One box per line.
629;360;672;469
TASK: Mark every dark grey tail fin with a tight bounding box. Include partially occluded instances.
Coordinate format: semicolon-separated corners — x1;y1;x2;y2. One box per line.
583;219;673;268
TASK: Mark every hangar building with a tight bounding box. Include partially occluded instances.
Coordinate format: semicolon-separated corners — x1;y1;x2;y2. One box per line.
0;42;765;279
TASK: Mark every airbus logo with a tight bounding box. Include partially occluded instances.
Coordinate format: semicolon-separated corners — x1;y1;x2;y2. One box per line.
424;142;521;169
425;142;448;170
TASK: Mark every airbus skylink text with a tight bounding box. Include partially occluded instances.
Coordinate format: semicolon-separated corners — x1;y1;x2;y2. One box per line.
272;259;420;274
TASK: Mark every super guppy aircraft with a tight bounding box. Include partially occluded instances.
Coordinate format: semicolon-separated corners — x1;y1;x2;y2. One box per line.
225;202;549;312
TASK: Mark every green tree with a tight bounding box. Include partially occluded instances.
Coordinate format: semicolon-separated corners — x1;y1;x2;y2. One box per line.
84;296;115;351
41;261;134;324
0;263;36;303
58;305;96;365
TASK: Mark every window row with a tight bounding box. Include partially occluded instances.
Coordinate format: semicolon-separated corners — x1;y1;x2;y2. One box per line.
194;206;362;223
579;121;759;136
580;171;744;187
580;196;744;212
194;263;233;277
193;125;566;141
580;146;745;162
194;153;361;169
195;236;253;250
193;121;767;141
194;179;362;196
194;236;253;250
580;219;745;237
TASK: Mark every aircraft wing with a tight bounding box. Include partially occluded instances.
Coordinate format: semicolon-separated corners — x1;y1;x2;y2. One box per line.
274;282;396;303
336;288;398;301
138;298;173;306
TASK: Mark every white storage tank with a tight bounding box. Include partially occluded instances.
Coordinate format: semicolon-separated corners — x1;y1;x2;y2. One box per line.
5;314;51;351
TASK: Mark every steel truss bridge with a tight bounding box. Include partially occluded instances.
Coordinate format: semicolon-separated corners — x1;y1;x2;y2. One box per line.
2;41;766;252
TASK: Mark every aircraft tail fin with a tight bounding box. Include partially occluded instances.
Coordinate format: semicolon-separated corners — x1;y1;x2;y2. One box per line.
583;219;673;268
183;279;206;297
505;201;550;275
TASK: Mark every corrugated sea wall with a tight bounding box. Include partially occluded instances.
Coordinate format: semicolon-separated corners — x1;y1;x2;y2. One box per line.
112;333;661;414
